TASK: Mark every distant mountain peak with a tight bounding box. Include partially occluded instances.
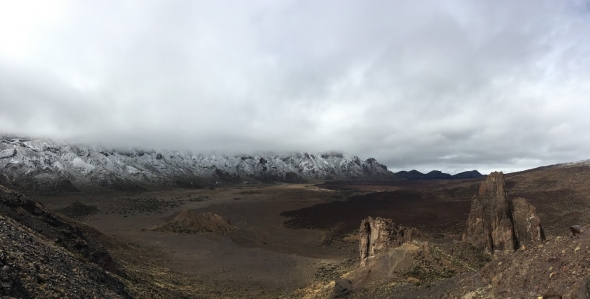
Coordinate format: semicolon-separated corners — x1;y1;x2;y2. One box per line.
394;169;483;180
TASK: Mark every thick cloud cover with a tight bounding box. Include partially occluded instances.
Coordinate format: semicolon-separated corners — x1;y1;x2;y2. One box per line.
1;0;590;174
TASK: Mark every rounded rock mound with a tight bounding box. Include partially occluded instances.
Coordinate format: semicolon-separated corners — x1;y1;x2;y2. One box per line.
151;210;234;234
56;201;99;219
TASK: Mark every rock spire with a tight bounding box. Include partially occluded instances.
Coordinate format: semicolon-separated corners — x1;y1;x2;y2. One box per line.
463;171;545;255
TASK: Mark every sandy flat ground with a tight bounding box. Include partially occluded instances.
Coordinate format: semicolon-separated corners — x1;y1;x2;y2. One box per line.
33;184;357;297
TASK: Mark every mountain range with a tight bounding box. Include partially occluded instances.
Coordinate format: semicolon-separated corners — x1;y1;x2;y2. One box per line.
0;136;482;194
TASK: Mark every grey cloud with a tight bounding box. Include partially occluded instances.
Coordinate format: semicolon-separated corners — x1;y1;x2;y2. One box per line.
1;0;590;174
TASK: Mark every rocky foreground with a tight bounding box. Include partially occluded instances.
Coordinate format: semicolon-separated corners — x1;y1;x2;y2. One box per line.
296;172;590;298
0;184;130;298
0;185;198;299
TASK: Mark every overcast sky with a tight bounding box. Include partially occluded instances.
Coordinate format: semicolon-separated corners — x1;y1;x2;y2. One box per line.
1;0;590;174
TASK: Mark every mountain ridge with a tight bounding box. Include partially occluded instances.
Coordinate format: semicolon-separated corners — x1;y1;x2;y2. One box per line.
394;169;483;180
0;136;483;194
0;137;394;193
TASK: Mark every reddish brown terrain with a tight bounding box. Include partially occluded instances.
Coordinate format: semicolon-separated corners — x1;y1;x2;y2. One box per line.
2;162;589;298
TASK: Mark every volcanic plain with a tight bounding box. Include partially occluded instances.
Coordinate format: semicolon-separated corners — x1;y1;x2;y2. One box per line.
22;163;590;298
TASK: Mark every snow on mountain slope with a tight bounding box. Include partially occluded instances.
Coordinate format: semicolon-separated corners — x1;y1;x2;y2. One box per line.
0;137;394;193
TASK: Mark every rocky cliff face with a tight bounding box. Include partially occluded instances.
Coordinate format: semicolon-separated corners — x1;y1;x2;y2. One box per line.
463;172;545;255
359;217;419;266
0;137;394;193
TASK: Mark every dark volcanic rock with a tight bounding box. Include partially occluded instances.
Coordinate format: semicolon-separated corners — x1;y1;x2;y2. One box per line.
570;225;583;236
359;217;419;266
463;172;545;255
0;184;130;298
0;185;121;274
332;278;353;298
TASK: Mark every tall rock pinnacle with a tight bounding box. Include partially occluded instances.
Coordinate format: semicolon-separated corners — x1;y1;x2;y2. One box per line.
463;172;545;255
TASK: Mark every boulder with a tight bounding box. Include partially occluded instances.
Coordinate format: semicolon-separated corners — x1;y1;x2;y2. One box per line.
463;172;545;255
570;225;583;236
359;216;419;265
332;278;353;298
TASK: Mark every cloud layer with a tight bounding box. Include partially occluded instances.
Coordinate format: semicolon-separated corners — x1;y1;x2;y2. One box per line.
1;0;590;174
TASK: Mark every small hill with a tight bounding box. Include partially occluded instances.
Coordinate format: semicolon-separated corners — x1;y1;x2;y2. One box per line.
151;210;234;234
55;201;99;219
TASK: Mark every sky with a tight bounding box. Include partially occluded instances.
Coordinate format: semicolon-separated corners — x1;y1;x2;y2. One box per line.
1;0;590;174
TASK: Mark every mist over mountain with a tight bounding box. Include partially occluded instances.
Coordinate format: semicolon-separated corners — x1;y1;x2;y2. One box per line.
0;136;483;194
0;137;392;193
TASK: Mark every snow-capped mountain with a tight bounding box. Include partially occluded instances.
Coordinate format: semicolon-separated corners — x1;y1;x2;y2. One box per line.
0;137;394;193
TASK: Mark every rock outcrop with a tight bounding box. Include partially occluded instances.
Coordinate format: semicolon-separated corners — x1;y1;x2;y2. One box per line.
510;197;545;248
359;217;419;265
463;172;545;254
